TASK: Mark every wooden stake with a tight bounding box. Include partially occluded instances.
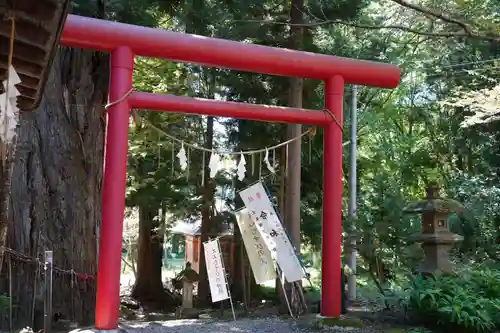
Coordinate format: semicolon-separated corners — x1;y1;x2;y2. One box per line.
31;260;39;328
240;242;248;313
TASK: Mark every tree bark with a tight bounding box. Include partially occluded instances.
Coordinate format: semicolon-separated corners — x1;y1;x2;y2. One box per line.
278;0;305;316
3;46;107;329
171;234;181;254
0;142;15;272
230;214;245;302
197;115;214;306
231;120;259;305
183;0;212;306
131;204;172;308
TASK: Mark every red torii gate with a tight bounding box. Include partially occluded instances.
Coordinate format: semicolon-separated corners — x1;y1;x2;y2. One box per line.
60;14;400;330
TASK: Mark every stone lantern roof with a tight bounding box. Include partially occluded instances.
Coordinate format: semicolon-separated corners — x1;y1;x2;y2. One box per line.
403;183;466;215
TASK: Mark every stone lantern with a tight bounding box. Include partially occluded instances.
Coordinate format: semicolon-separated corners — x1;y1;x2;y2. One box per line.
173;262;200;318
403;183;464;274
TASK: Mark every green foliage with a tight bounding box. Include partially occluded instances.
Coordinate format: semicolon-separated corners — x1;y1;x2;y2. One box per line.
0;294;9;312
399;268;500;332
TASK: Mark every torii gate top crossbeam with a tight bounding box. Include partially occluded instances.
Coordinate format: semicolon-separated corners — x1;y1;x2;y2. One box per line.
61;15;400;88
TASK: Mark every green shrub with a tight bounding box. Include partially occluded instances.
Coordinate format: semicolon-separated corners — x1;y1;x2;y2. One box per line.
398;267;500;332
0;293;9;312
468;267;500;299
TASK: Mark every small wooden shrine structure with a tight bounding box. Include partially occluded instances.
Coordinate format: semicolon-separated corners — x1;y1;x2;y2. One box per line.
171;219;235;276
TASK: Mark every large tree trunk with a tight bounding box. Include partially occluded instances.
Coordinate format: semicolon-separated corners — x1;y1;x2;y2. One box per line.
184;0;212;307
0;142;15;271
4;46;107;329
231;120;259;306
279;0;305;316
231;121;248;304
197;115;214;306
171;234;182;254
230;216;245;302
131;204;172;307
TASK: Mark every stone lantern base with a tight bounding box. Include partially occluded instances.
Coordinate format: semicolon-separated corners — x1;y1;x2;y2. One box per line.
413;231;463;275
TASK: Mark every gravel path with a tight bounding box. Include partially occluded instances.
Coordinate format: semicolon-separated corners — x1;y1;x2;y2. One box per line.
120;317;363;333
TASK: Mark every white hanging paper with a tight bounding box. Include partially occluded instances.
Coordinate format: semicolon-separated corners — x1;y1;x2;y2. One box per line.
208;153;220;178
204;238;230;303
0;93;17;118
0;104;17;142
235;209;276;284
177;142;187;171
237;153;247;181
264;148;275;173
4;125;16;142
5;85;19;99
239;182;305;283
7;65;21;86
0;117;18;143
0;64;21;145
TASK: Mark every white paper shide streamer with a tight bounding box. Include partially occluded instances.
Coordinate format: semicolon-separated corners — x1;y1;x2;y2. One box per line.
0;66;21;144
208;153;221;178
239;182;305;283
204;238;230;303
236;153;246;181
177;142;187;170
263;148;275;173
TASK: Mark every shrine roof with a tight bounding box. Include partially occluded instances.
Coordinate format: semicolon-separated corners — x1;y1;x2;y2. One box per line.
171;220;233;237
1;0;70;111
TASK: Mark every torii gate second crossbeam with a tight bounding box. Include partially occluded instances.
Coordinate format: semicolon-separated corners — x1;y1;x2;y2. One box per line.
60;14;400;330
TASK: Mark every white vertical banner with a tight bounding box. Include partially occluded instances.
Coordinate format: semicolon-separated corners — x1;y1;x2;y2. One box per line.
239;182;305;283
204;238;230;303
235;209;276;284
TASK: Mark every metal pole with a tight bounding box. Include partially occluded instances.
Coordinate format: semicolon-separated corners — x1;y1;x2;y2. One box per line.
8;253;12;330
44;251;53;333
347;85;358;301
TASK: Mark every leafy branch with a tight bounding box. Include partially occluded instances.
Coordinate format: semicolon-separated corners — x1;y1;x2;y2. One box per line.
439;84;500;127
231;0;500;42
387;0;499;42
